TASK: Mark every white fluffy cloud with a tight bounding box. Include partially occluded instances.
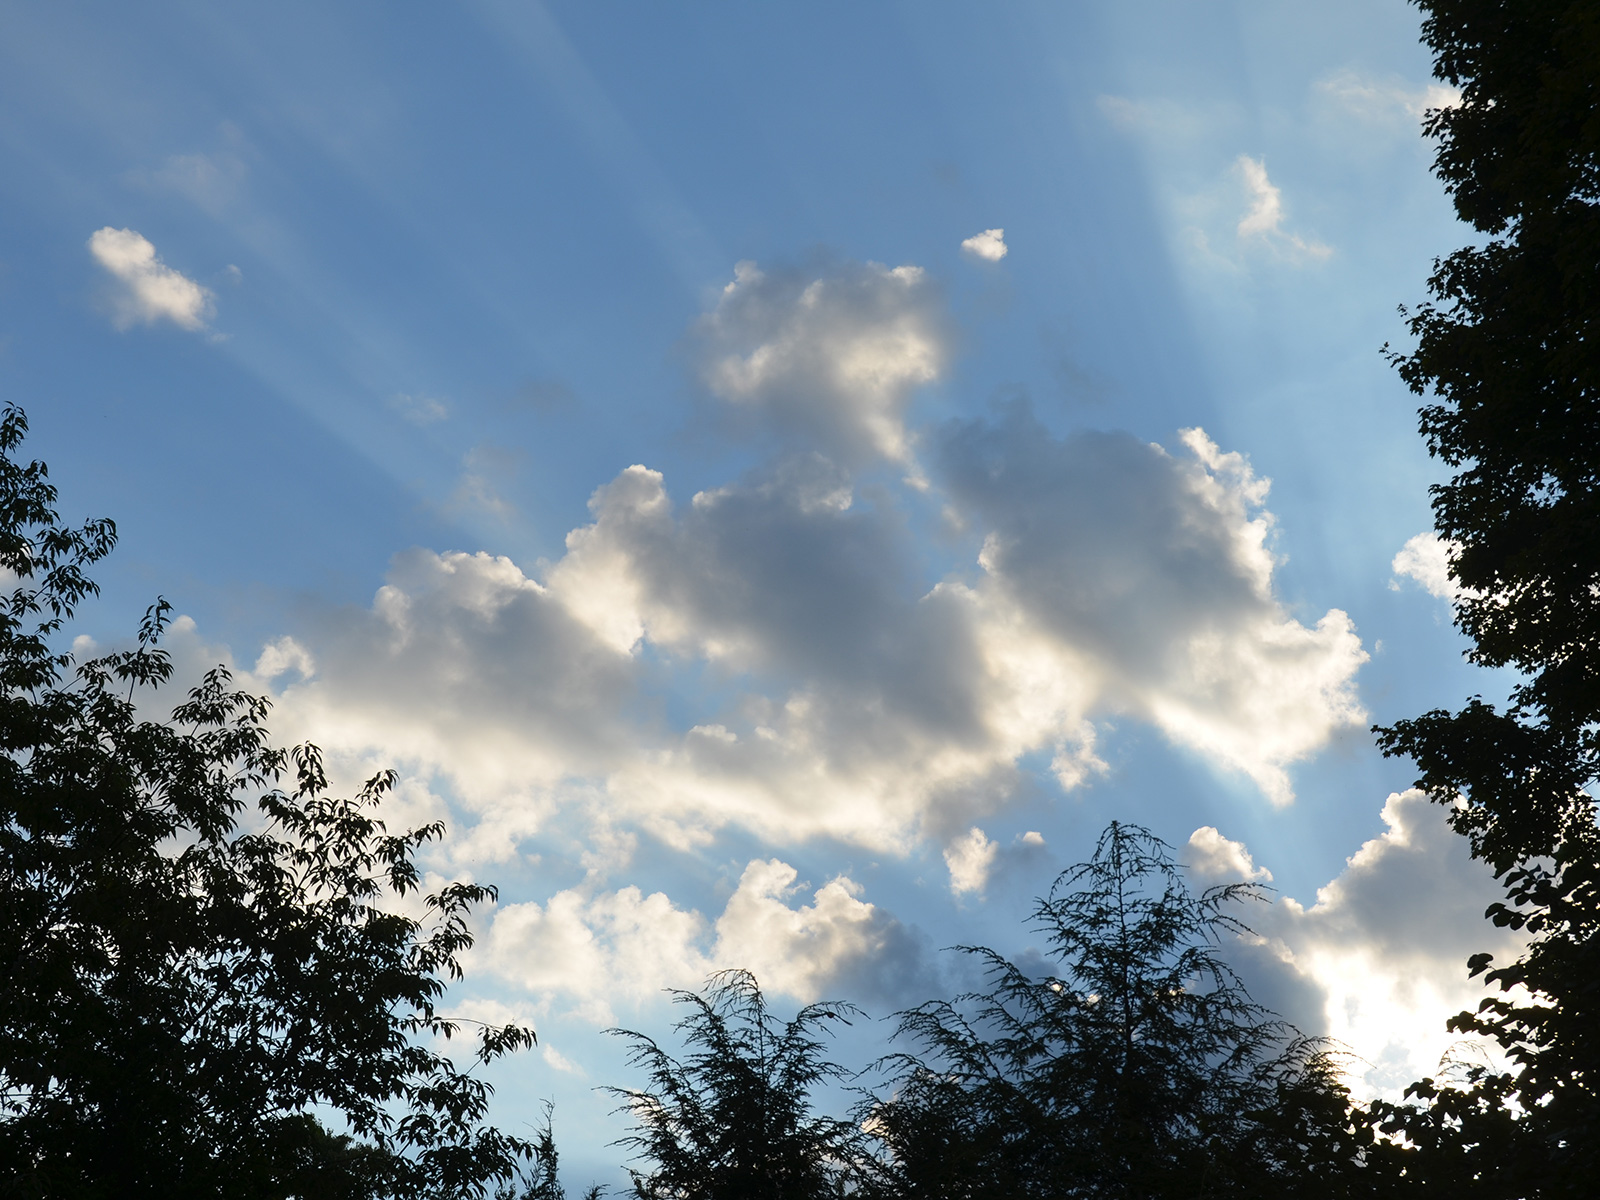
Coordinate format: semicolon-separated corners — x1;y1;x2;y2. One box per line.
960;228;1008;261
539;451;1060;847
1186;826;1272;882
243;405;1365;858
945;827;999;895
222;254;1365;870
939;412;1367;805
716;860;897;1001
696;259;946;464
88;226;214;331
1196;791;1523;1097
1391;531;1467;602
1236;158;1285;240
248;547;640;858
148;608;1498;1095
1234;158;1331;262
475;858;907;1023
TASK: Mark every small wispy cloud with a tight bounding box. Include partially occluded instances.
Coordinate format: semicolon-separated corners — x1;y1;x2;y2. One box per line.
88;227;214;331
1093;93;1216;139
389;392;449;425
1234;157;1331;263
1318;69;1461;124
960;228;1008;262
1095;94;1147;130
133;149;248;216
449;444;520;521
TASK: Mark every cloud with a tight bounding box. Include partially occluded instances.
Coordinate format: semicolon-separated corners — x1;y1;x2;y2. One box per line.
715;859;908;1003
1186;826;1272;882
476;859;915;1023
133;148;248;216
476;884;708;1025
1234;158;1331;263
1214;791;1525;1097
695;259;947;464
215;254;1364;866
390;392;450;425
233;401;1365;865
540;1044;584;1075
1318;68;1461;124
543;452;1049;848
88;227;214;331
945;827;999;895
1391;531;1467;602
938;409;1367;805
245;546;641;850
254;635;315;682
1236;158;1286;239
130;244;1434;1095
960;228;1008;262
1095;94;1147;130
1093;93;1216;140
448;444;521;521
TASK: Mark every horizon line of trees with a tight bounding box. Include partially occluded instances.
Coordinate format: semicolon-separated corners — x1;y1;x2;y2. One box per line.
5;1;1598;1196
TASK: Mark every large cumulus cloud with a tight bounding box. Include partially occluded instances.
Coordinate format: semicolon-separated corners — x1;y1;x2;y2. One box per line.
940;407;1367;805
247;418;1363;856
1188;792;1526;1096
175;253;1382;1026
240;259;1365;860
545;452;1055;848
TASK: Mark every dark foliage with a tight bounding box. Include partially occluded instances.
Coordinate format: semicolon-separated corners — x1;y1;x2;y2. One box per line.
496;1106;606;1200
1373;2;1600;1195
861;823;1375;1199
608;969;863;1200
0;405;537;1198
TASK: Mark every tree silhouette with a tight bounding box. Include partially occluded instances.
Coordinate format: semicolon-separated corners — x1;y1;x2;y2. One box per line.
608;969;863;1200
0;406;536;1198
495;1106;606;1200
862;822;1371;1199
1374;4;1600;1193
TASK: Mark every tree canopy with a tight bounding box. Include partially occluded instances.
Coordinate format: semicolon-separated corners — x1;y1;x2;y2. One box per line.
607;969;864;1200
1375;2;1600;1195
860;823;1368;1200
0;404;537;1199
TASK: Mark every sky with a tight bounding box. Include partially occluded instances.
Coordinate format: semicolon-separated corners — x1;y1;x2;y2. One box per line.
0;0;1520;1185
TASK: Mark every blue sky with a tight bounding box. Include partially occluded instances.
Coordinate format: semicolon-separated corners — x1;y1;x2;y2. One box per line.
1;0;1516;1185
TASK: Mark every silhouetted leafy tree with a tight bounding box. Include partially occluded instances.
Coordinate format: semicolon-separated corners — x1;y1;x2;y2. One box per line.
496;1106;606;1200
861;822;1374;1199
608;969;863;1200
0;405;537;1199
1374;3;1600;1194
